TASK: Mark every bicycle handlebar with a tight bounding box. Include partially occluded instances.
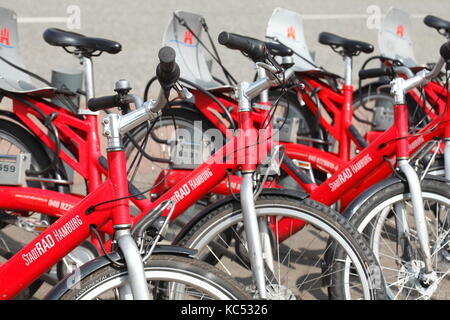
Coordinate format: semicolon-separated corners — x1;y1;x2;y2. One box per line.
87;46;179;114
218;32;268;62
359;65;416;81
156;46;180;96
92;42;296;138
87;95;120;111
358;67;393;80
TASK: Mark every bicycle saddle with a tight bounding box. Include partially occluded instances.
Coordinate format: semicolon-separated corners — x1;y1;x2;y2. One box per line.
318;32;374;55
424;15;450;35
43;28;122;54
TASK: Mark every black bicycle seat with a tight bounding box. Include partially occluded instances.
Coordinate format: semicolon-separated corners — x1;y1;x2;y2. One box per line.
318;32;374;55
43;28;122;55
424;15;450;35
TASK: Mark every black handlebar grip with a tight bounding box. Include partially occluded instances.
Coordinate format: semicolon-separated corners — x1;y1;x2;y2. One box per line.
440;40;450;61
423;15;436;28
358;67;391;80
158;46;176;73
218;32;268;62
87;95;119;111
156;46;180;91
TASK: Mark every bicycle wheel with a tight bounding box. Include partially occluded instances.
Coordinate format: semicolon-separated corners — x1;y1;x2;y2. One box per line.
177;191;386;300
0;118;53;188
267;90;316;146
59;254;251;300
0;119;97;296
353;85;429;141
124;108;217;191
124;108;219;239
345;178;450;300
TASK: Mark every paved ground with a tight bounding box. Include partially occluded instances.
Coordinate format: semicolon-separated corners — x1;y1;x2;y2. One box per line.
1;0;449;97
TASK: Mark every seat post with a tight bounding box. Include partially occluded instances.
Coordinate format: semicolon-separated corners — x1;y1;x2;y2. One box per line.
83;56;95;101
344;55;352;85
77;55;99;115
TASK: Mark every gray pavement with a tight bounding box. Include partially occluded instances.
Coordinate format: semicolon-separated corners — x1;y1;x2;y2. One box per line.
1;0;449;97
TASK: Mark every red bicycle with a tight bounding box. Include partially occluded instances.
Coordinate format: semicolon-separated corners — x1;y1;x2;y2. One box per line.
0;46;260;300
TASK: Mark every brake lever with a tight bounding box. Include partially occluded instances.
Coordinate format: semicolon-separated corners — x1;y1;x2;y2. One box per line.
180;87;195;104
255;62;279;75
173;84;195;104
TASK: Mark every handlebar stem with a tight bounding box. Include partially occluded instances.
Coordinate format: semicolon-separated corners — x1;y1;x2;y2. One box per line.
257;67;269;104
237;82;252;112
390;57;445;104
102;92;162;150
103;113;122;150
393;66;415;79
243;66;296;103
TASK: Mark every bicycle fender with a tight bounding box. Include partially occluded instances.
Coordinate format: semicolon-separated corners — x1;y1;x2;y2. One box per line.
342;175;448;220
44;245;197;300
0;110;26;126
172;188;309;245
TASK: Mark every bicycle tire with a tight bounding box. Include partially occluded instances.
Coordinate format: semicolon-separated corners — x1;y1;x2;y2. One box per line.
59;254;251;300
177;191;387;300
343;178;450;300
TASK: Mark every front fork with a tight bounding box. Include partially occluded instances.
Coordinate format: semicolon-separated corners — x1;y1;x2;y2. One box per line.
444;140;450;185
116;228;150;300
393;98;433;274
397;160;433;273
240;173;267;298
444;68;450;184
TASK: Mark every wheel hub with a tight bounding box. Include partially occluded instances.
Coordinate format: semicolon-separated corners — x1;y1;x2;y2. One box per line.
397;260;438;299
265;284;297;300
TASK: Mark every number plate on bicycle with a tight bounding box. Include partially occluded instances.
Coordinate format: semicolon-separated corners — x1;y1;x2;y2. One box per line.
0;153;31;186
